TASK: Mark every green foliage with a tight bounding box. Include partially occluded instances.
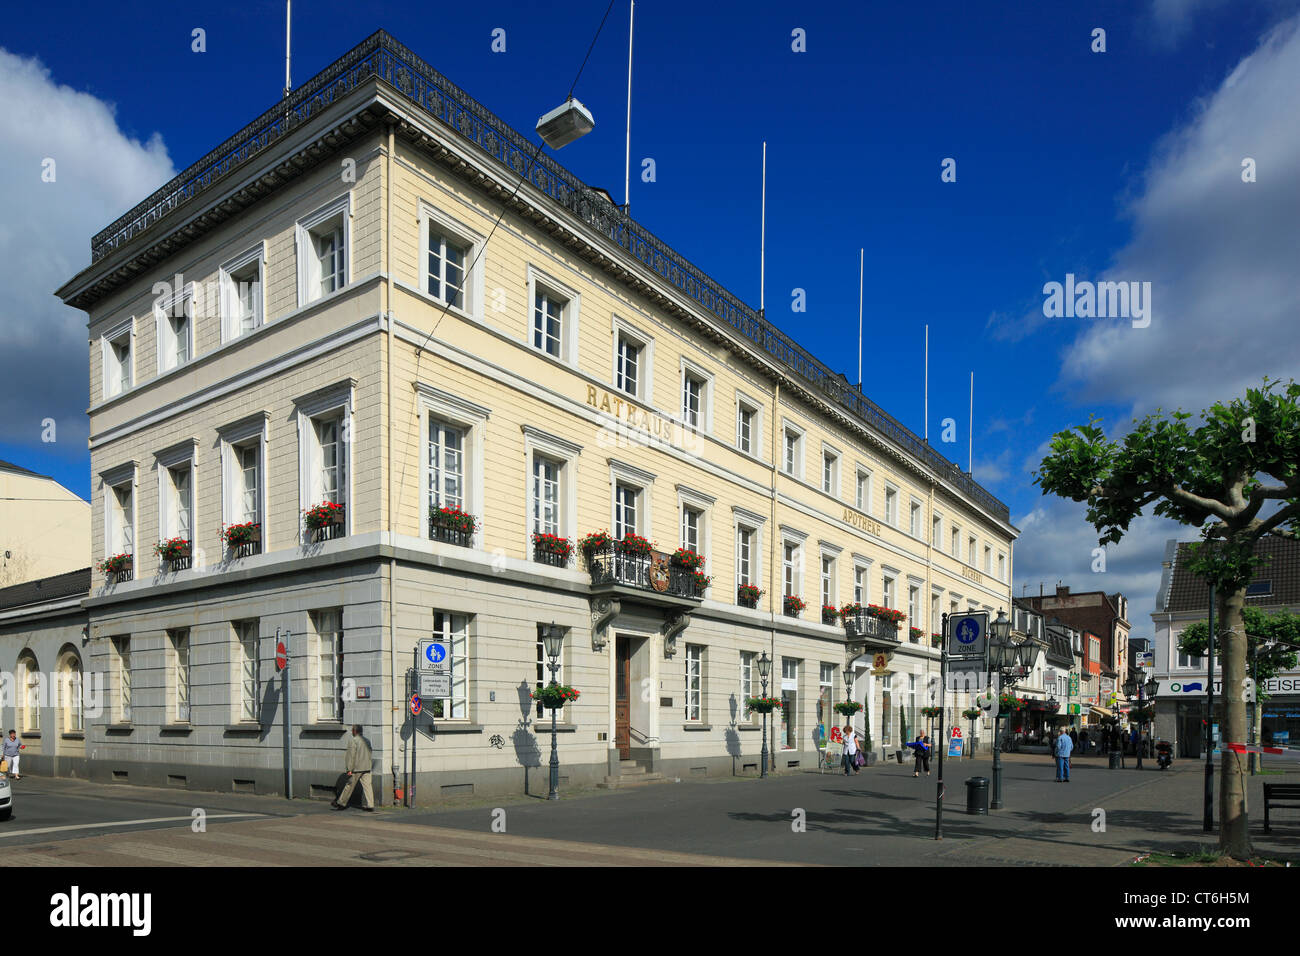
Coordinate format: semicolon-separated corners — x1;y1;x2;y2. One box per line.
1178;608;1300;692
862;704;873;752
900;710;909;746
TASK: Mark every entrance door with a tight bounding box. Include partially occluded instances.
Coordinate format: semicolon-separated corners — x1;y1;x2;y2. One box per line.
615;637;632;759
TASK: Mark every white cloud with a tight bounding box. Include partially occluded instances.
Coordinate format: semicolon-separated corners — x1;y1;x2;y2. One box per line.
1057;15;1300;419
0;49;173;454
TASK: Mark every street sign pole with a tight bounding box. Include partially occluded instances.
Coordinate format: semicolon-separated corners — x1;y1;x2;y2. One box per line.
279;628;292;800
935;613;948;840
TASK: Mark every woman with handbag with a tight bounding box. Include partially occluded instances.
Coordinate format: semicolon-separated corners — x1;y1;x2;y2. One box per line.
841;723;861;775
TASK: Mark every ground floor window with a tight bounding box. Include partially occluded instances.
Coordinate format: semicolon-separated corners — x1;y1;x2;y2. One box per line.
1262;697;1300;749
781;658;798;749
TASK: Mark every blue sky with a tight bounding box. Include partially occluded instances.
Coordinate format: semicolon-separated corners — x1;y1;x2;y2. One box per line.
3;0;1299;635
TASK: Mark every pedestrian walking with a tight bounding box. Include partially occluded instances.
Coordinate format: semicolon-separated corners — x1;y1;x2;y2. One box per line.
1068;728;1078;751
332;725;375;811
841;723;860;775
921;735;932;774
910;733;930;777
1054;728;1073;782
1079;729;1088;754
3;730;25;779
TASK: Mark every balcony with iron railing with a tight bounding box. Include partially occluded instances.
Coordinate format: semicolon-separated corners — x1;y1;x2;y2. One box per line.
842;612;902;648
584;546;705;602
85;30;1009;525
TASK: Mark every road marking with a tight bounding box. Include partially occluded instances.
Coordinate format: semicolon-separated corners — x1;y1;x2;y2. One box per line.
0;813;266;840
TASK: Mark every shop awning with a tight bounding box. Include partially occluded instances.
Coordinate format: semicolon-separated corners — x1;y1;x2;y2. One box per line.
1090;706;1114;719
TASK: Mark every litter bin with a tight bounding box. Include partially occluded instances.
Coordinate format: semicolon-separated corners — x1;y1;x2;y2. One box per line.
1108;751;1122;769
965;776;989;815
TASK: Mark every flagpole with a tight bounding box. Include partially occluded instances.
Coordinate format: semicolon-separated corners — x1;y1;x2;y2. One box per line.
857;248;863;389
760;142;767;313
624;0;634;211
969;372;974;475
924;324;929;441
283;0;292;98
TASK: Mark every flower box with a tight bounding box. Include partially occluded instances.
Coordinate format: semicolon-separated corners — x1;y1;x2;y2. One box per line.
920;706;943;719
579;530;613;555
221;522;261;547
532;533;572;566
834;701;863;717
864;605;907;625
531;684;580;709
690;570;712;595
961;708;983;720
737;584;763;608
909;627;923;643
431;506;478;535
745;696;782;714
304;501;345;531
930;633;943;648
822;606;840;625
98;553;133;577
617;532;655;557
783;595;806;616
154;538;192;562
670;548;706;571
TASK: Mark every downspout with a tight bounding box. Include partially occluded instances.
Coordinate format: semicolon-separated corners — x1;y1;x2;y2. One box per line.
385;122;400;803
769;381;780;767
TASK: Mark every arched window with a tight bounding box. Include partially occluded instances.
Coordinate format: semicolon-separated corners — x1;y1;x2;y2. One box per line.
15;653;40;733
58;649;84;734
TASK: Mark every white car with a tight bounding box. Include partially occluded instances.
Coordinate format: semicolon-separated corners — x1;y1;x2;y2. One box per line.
0;776;12;820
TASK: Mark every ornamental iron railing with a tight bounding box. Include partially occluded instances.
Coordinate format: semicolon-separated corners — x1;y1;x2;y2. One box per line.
584;546;702;600
89;30;1008;523
842;613;902;645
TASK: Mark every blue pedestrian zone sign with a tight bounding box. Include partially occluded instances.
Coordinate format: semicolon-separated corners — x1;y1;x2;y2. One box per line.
419;640;448;670
947;611;988;660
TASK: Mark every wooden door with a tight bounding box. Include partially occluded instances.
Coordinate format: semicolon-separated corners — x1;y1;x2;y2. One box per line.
615;637;631;759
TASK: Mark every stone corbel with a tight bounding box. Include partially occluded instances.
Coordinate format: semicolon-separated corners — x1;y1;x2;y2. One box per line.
590;597;620;651
662;610;691;659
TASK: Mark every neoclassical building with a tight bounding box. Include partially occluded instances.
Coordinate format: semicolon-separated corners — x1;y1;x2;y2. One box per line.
52;31;1016;801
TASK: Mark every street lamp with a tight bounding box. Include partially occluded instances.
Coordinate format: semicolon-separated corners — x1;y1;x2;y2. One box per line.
1123;673;1160;770
989;609;1012;810
541;623;565;800
535;97;596;149
757;652;772;778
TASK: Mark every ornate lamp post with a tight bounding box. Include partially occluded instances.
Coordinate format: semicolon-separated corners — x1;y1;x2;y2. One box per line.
757;652;771;778
541;623;565;800
1124;674;1160;770
989;609;1012;810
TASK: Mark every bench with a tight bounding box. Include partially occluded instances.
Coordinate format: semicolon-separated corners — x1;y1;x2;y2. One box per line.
1263;783;1300;833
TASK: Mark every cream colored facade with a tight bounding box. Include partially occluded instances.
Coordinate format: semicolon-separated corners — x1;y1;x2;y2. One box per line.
55;32;1014;799
0;463;90;587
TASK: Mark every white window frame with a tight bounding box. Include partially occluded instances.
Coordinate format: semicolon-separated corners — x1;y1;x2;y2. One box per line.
881;570;897;612
611;315;653;402
733;506;766;595
679;358;714;433
312;609;344;723
907;580;923;633
522;425;582;555
852;555;873;605
932;513;943;548
740;650;756;720
819;546;840;611
219;243;266;343
782;421;805;479
433;611;470;721
909;497;924;538
100;461;138;564
883;484;900;527
951;524;961;558
153;282;195;375
821;445;841;497
219;412;270;546
418;201;485;320
295;380;355;542
114;636;132;723
855;466;872;514
101;317;135;400
735;391;762;458
676;485;715;565
684;643;704;723
296;193;352;307
609;459;655;539
418;384;491;546
984;545;993;574
16;654;40;733
235;620;261;724
171;629;191;724
969;535;978;566
526;265;581;367
780;526;808;600
155;439;199;548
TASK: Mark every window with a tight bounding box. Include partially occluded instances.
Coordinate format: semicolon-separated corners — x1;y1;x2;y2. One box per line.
615;483;639;539
908;585;921;634
234;442;260;524
165;463;193;542
984;545;992;573
297;196;349;305
103;320;134;399
820;554;835;610
534;623;563;720
740;651;756;719
931;592;941;636
313;610;343;722
171;630;190;723
856;469;871;513
781;658;799;749
220;244;265;341
682;371;706;430
685;644;703;722
155;286;193;374
297;381;353;540
532;456;561;537
736;398;758;454
932;514;942;547
998;552;1007;582
527;268;580;365
783;541;800;598
882;573;896;611
114;636;132;723
882;674;892;745
220;414;267;552
432;611;469;720
681;505;702;554
818;663;835;732
426;226;469;309
315;415;345;506
968;536;977;566
108;480;135;557
822;450;839;495
736;526;754;587
237;621;260;723
951;526;960;558
910;500;923;538
533;287;564;357
16;654;39;733
884;486;899;526
616;333;641;396
853;564;868;604
1176;635;1202;670
783;427;803;478
428;419;466;513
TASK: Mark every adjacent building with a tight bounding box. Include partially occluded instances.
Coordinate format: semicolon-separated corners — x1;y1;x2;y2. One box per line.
1022;585;1131;722
0;460;90;587
1151;536;1300;757
48;31;1016;800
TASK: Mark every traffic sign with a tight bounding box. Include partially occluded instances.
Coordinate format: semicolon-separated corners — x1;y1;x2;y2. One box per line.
419;673;451;699
409;694;422;716
275;641;288;671
946;611;988;659
419;639;449;672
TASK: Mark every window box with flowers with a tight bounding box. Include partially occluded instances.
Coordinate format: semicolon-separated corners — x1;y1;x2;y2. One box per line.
822;605;840;625
579;530;613;558
745;695;782;714
532;533;572;567
430;505;478;547
834;701;863;717
920;706;943;719
962;708;983;721
690;571;712;597
908;626;923;644
155;537;192;571
737;584;763;609
304;501;345;541
531;684;580;709
840;603;903;643
617;532;654;557
98;553;133;582
783;595;806;617
930;632;943;648
221;522;262;557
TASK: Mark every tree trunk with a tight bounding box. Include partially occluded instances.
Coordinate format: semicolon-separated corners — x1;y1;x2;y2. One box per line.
1218;587;1253;860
